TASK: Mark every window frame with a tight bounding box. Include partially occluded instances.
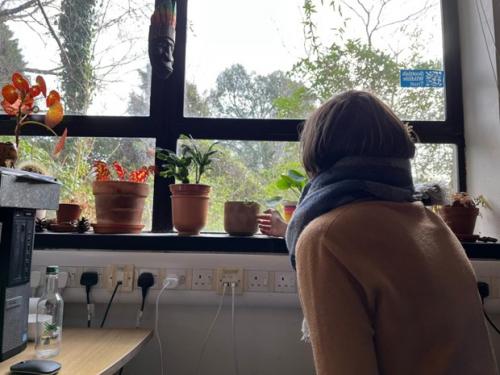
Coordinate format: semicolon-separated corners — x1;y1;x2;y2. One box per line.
0;0;465;233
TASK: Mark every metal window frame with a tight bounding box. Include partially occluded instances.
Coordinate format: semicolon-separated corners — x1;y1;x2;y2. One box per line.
0;0;465;233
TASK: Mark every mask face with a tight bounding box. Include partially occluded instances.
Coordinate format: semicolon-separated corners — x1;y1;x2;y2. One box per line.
149;29;176;80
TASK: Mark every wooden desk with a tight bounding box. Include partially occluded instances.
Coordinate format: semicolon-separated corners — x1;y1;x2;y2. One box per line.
0;328;152;375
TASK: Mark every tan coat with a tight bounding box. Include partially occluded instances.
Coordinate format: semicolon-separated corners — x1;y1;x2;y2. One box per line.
296;201;498;375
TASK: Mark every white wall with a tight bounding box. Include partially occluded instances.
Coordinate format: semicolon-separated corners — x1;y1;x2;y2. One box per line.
32;250;315;375
459;0;500;238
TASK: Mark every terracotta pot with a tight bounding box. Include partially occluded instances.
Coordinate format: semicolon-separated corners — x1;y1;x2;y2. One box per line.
92;181;149;233
224;201;260;236
438;206;479;237
282;200;297;223
56;203;81;224
170;184;211;235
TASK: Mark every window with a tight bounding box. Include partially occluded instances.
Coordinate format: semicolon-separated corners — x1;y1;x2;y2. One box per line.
185;0;445;121
0;0;465;234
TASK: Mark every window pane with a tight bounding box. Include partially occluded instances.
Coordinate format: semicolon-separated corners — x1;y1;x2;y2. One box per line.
182;141;456;233
185;0;444;121
1;0;152;116
1;136;156;230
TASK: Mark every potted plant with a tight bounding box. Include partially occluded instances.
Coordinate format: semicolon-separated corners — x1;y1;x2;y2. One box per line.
267;169;308;222
92;161;155;233
438;192;487;240
1;72;67;166
224;201;260;236
157;135;219;235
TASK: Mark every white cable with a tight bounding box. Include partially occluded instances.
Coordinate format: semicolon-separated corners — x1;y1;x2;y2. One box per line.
231;283;240;375
195;283;227;375
155;277;179;375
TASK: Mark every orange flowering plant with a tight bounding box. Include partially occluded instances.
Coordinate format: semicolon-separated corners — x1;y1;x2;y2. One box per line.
1;72;67;155
94;161;155;183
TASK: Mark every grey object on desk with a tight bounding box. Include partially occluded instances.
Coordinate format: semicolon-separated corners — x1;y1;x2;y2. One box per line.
10;359;61;374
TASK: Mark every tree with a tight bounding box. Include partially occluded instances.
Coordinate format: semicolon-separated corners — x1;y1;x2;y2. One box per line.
58;0;98;114
207;64;314;119
185;81;210;117
0;21;25;85
127;66;152;116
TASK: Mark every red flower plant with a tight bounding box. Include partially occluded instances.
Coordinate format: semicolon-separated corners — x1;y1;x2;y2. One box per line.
1;72;66;156
94;161;155;183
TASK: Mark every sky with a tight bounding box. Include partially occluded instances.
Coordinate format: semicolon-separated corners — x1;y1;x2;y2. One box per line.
5;0;443;116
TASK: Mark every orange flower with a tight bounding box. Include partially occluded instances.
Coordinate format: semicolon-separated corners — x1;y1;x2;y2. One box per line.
36;76;47;97
12;72;29;93
1;99;19;115
45;101;64;128
29;85;41;98
2;84;19;104
52;128;67;157
46;90;61;107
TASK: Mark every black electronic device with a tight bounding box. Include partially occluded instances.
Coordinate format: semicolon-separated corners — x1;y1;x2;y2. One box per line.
0;168;60;362
10;359;61;374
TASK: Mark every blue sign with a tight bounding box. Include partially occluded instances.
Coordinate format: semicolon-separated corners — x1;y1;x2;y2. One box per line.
400;69;445;88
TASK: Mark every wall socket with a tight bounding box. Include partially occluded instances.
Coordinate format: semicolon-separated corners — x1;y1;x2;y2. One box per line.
192;269;214;290
245;270;270;292
165;268;190;289
105;264;135;292
274;271;297;293
216;267;243;295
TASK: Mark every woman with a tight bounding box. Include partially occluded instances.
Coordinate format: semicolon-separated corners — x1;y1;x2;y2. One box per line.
258;91;497;374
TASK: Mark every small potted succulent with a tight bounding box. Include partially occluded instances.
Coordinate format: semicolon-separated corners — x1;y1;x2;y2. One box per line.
438;192;487;240
1;72;66;166
224;201;260;236
157;135;218;235
267;169;308;222
92;161;155;233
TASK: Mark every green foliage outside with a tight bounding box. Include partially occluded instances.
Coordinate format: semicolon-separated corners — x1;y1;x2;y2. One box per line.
0;0;456;232
0;21;25;85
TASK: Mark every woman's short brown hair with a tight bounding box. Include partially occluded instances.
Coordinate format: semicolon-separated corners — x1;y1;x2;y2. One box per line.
300;90;415;177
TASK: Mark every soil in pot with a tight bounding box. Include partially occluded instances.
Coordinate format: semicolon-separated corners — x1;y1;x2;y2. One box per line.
92;181;149;233
224;201;260;236
56;203;82;224
170;184;210;235
438;206;479;238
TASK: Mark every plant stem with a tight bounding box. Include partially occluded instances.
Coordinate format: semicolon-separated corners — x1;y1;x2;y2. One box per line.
19;121;59;137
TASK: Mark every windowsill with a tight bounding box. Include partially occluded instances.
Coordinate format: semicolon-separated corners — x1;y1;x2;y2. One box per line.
34;231;288;253
33;232;500;259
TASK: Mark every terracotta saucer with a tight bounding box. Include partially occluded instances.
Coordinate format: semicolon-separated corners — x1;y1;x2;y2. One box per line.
92;223;145;234
48;222;77;233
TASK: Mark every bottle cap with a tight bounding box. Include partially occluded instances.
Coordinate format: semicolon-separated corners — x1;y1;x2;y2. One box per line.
46;265;59;275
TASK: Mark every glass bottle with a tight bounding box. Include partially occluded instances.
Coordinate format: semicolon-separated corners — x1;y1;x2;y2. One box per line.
35;265;64;358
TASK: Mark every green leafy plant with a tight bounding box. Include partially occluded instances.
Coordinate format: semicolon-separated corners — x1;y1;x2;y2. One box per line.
157;135;219;184
265;169;309;208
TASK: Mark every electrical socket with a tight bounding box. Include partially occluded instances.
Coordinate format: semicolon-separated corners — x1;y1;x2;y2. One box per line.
192;269;214;290
245;270;270;292
274;271;297;293
164;268;190;289
60;266;80;288
105;264;134;292
216;267;243;295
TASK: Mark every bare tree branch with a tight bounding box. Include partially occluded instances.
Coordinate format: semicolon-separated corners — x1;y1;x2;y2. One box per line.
0;0;36;20
24;67;61;75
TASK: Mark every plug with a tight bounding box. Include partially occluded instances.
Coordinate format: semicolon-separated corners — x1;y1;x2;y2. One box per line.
30;270;42;296
163;276;180;289
58;271;69;290
80;271;99;328
136;272;155;327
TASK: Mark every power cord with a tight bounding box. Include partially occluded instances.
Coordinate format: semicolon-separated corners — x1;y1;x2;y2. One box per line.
137;272;155;327
231;282;240;375
155;276;179;375
477;281;500;335
80;271;99;328
195;283;228;375
100;281;122;328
